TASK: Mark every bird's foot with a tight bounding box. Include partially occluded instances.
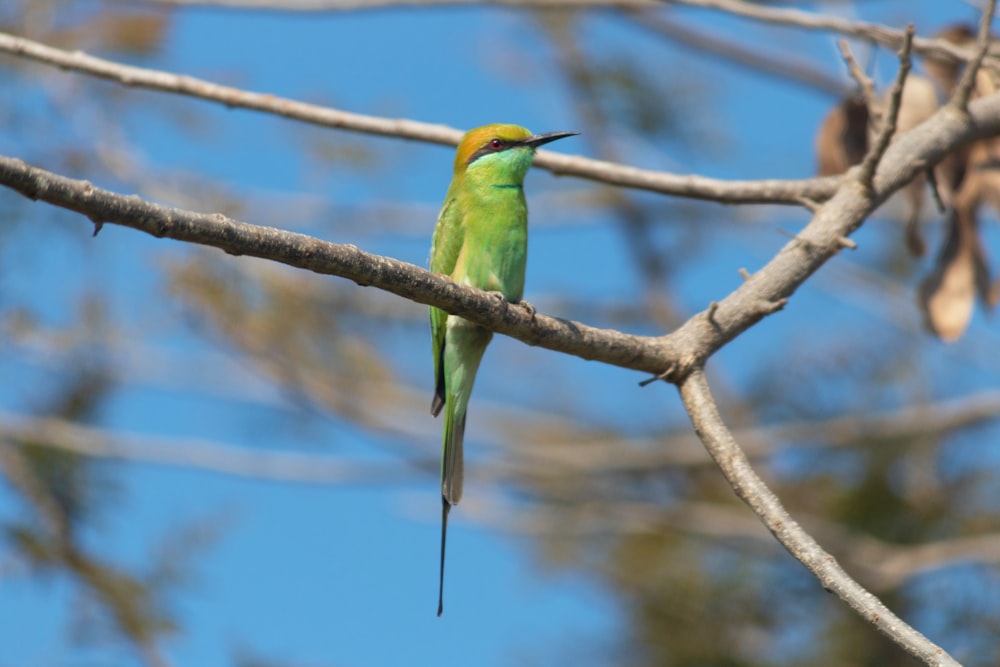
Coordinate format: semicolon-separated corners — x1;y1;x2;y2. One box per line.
486;290;509;308
518;299;537;323
485;293;536;323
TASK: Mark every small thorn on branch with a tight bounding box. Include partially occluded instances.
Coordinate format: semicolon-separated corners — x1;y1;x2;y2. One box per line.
738;268;751;281
638;363;677;387
796;196;820;212
776;228;818;252
706;300;719;324
836;236;857;250
755;298;788;316
88;216;104;237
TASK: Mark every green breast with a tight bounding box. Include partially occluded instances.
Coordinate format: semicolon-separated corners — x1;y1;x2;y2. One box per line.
459;182;528;301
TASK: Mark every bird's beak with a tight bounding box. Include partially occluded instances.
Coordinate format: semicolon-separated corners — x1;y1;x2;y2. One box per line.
520;131;580;149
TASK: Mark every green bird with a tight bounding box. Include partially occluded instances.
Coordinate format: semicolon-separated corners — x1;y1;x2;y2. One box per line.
430;123;578;616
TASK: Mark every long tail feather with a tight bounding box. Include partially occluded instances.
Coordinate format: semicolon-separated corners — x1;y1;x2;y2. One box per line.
435;324;489;616
437;497;450;616
437;405;464;617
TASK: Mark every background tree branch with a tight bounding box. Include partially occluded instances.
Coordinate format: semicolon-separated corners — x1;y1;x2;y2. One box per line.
0;31;841;204
127;0;1000;76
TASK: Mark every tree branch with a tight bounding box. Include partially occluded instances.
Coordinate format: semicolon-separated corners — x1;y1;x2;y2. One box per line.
0;30;839;205
11;396;1000;600
126;0;1000;76
0;153;679;376
858;26;914;188
654;89;1000;381
950;0;997;112
838;39;878;112
491;498;1000;596
626;11;849;97
676;0;999;75
4;83;1000;383
677;369;960;667
0;412;406;485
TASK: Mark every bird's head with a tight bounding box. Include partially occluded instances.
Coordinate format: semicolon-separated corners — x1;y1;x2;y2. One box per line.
453;123;578;183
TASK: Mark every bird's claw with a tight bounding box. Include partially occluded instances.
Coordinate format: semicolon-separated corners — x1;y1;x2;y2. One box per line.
518;300;537;322
485;293;537;323
486;290;508;305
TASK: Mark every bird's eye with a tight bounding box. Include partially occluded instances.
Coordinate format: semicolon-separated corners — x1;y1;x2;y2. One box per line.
489;138;504;150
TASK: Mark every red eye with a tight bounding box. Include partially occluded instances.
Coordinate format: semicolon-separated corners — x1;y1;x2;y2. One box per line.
489;138;503;150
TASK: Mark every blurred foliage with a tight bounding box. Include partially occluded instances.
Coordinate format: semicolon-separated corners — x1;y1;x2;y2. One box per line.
0;365;177;661
2;2;1000;667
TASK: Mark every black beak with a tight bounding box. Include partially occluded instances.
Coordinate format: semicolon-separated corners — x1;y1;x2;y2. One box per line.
520;131;580;149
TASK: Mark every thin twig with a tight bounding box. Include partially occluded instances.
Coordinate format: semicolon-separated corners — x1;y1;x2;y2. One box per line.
126;0;1000;75
951;0;997;111
637;364;676;387
630;11;849;97
926;166;947;213
858;25;915;189
675;0;997;74
678;369;961;667
0;31;841;206
795;196;820;212
837;39;878;114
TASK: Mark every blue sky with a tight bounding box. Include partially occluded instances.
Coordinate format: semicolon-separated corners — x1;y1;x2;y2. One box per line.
1;1;994;666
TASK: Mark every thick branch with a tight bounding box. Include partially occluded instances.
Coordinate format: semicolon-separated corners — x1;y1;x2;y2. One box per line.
657;90;1000;381
678;369;960;667
4;92;1000;384
0;154;676;375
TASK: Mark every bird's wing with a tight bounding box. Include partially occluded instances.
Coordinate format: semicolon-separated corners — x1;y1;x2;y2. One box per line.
429;195;463;416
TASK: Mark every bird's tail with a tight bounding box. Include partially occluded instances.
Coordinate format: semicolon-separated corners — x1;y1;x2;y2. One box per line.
442;406;466;505
439;324;491;506
437;324;491;615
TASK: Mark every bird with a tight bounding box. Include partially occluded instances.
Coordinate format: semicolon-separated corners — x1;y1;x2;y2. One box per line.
429;123;578;616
